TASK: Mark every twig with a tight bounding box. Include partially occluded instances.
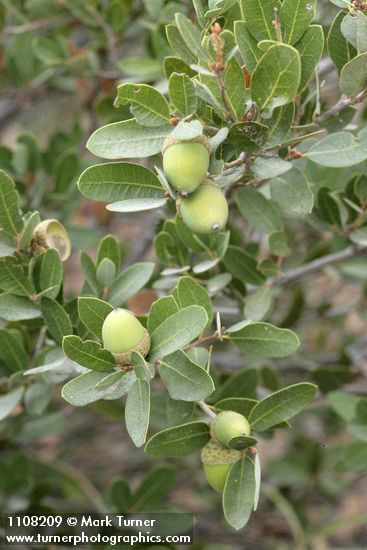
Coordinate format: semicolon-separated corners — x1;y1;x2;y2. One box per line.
216;73;236;122
29;326;47;369
313;90;367;124
86;5;119;64
267;245;367;287
184;331;220;350
197;400;216;418
224;152;247;169
3;15;73;34
262;483;306;550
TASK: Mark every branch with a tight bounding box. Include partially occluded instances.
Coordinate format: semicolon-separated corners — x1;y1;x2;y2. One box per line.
313;90;367;124
197;400;216;418
184;331;220;350
267;245;367;287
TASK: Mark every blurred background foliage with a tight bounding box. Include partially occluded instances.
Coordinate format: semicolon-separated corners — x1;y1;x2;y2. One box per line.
1;1;367;548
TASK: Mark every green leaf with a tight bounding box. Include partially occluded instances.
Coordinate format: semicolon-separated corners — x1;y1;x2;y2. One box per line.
328;12;357;74
95;370;125;391
54;151;79;194
206;0;238;18
175;13;211;62
349;226;367;246
97;234;122;270
159;350;215;401
167;395;195;426
265;103;295;148
317;187;342;226
0;232;16;257
221;57;247;120
249;382;317;431
341;11;367;52
234;21;262;74
164;56;197;79
251;44;301;117
168;73;197;117
96;258;116;287
131;352;155;382
306;129;367;167
145;421;210;457
114;83;171;127
244;286;274;321
131;466;177;510
86;119;171;159
270;167;314;217
227;435;258;450
107;198;167;213
0;170;23;237
0;387;24;422
268;230;291;257
80;252;101;296
253;452;261;510
229;122;269;154
0;330;28;372
62;370;136;406
340;53;367;96
240;0;281;41
41;298;73;344
147;296;179;334
0;257;34;297
328;390;357;422
208;368;258;403
280;0;316;45
224;246;265;286
19;211;41;248
172;276;213;329
125;379;150;447
223;455;256;530
295;25;324;91
228;322;300;358
108;262;155;307
78;163;165;203
215;397;258;417
235;188;282;233
77;298;113;342
35;249;63;299
171;119;203;140
166;24;197;66
0;293;41;321
251;156;292;179
117;57;162;81
108;479;131;512
149;305;208;361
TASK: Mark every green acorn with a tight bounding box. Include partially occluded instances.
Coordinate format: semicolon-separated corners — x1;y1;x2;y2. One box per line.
201;440;244;492
31;219;71;261
179;181;228;234
162;135;211;194
210;411;251;447
102;308;151;366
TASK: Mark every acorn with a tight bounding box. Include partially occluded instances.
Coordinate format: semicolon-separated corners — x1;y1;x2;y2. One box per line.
102;308;151;366
201;440;244;492
31;219;71;261
179;181;228;234
210;411;251;447
162;135;211;194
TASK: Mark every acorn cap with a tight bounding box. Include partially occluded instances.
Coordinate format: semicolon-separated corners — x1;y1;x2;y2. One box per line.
113;328;151;367
201;440;244;466
31;219;71;261
162;134;211;155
